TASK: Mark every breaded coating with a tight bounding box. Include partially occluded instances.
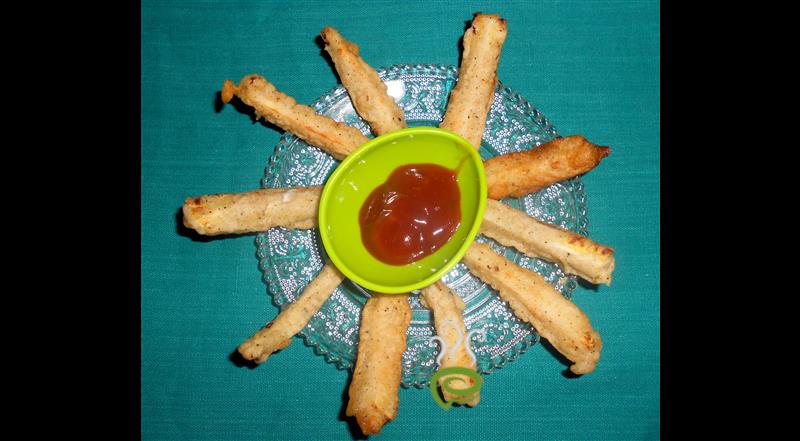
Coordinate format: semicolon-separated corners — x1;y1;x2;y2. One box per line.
221;74;369;160
420;281;481;406
182;187;321;236
440;13;508;149
181;135;609;237
238;262;344;363
485;135;611;199
481;199;615;285
346;294;411;435
320;26;406;136
462;242;602;374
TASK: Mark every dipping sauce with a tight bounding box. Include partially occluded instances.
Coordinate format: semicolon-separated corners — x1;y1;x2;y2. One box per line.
359;163;461;265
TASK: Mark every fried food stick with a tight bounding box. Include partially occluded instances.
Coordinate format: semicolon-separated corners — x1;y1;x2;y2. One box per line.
320;26;406;136
485;135;611;199
238;262;344;363
346;294;411;435
440;13;508;149
182;187;320;236
221;74;369;160
462;242;602;374
420;281;480;406
181;136;607;236
481;199;615;285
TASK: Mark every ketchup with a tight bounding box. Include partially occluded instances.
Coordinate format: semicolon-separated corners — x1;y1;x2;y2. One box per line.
359;163;461;265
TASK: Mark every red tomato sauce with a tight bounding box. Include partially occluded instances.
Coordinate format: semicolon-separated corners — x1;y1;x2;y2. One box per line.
359;163;461;265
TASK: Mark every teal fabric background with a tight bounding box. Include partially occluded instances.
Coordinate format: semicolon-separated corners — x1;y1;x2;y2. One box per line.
141;1;659;440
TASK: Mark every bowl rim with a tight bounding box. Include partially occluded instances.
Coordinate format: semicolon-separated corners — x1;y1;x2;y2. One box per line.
318;126;487;294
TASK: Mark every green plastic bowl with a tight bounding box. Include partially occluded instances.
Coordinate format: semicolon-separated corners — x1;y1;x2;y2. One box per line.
318;127;487;294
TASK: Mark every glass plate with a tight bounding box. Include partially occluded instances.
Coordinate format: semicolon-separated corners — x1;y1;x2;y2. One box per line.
257;64;588;388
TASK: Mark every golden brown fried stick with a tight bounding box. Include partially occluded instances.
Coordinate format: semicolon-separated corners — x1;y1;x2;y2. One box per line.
238;262;344;363
320;26;406;136
485;135;611;199
221;74;369;160
462;242;602;374
440;13;508;149
420;281;480;406
346;294;411;435
180;136;607;236
481;199;615;285
182;187;320;236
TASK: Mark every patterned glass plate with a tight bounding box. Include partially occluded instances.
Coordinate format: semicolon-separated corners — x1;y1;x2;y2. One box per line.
257;64;588;388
